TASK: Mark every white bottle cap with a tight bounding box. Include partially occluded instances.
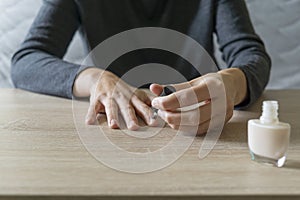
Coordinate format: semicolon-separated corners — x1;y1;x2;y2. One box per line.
260;101;279;124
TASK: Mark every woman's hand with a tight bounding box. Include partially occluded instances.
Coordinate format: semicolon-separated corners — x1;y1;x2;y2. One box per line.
150;68;247;135
73;68;157;130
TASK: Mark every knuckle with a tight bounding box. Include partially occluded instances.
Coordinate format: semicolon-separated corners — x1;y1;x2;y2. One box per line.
95;93;106;100
215;77;223;87
205;77;214;86
206;77;223;90
120;105;131;112
112;91;124;99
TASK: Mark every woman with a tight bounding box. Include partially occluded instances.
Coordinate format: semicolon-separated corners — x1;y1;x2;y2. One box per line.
11;0;271;133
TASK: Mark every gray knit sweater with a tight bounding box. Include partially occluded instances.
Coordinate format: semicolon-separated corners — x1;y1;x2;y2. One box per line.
11;0;271;108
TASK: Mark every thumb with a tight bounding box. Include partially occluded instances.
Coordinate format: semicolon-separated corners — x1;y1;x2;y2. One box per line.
150;83;164;96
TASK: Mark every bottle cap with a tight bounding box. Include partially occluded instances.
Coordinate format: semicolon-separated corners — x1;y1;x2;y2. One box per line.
260;100;279;124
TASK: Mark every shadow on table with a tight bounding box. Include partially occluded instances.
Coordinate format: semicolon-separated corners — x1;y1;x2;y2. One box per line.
284;160;300;170
217;109;260;144
218;121;247;143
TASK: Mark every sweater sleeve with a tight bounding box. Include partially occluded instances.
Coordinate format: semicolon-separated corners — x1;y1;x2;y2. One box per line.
11;0;83;99
214;0;271;109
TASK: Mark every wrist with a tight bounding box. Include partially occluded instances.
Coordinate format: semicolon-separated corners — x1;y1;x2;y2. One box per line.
218;68;248;106
88;68;103;95
73;67;103;97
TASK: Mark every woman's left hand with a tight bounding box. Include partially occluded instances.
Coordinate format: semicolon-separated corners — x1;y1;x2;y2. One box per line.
150;68;247;135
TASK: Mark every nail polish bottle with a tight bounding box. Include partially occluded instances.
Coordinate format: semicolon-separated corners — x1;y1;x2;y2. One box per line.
248;101;290;167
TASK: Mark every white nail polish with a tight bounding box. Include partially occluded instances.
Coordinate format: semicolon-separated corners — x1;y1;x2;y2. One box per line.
248;101;290;167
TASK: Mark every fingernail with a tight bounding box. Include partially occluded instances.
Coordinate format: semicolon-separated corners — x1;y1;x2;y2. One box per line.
129;121;139;131
110;119;118;127
149;117;158;126
149;117;155;125
157;109;163;117
96;114;102;120
152;99;159;107
150;111;158;120
205;99;211;104
85;117;95;125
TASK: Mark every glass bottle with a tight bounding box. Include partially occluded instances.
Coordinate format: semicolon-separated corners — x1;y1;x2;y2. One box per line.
248;101;290;167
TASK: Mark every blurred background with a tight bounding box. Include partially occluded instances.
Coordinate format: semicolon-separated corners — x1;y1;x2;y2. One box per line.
0;0;299;89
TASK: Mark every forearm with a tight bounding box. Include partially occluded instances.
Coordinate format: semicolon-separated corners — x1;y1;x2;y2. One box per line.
11;0;81;98
215;0;271;108
11;51;80;98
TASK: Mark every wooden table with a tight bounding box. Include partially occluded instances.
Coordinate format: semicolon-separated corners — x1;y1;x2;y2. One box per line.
0;89;300;200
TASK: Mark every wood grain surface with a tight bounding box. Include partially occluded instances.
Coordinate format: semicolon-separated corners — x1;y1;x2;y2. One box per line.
0;89;299;199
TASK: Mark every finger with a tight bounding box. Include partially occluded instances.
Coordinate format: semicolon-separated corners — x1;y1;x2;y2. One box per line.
134;89;152;106
131;95;157;126
152;83;210;111
157;103;211;126
96;113;107;125
150;83;164;96
171;107;232;136
85;100;104;125
170;119;211;135
115;97;139;131
102;98;119;129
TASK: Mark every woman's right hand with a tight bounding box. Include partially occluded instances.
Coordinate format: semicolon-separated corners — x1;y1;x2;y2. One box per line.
73;68;157;130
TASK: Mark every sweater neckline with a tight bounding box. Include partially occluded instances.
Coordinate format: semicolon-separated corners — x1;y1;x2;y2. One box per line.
132;0;169;21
